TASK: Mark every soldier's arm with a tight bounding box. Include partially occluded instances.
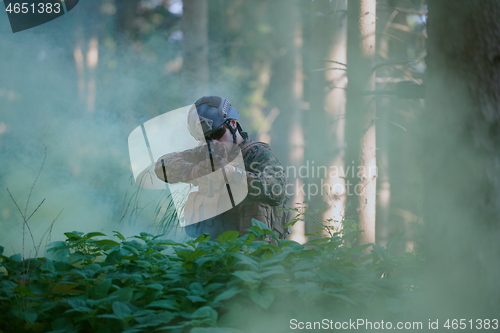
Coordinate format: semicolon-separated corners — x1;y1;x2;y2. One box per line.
154;148;203;183
245;147;286;205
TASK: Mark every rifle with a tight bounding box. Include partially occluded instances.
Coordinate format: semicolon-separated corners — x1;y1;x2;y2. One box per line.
206;140;235;207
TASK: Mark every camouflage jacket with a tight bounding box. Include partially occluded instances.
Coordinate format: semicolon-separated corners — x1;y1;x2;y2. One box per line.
156;132;287;238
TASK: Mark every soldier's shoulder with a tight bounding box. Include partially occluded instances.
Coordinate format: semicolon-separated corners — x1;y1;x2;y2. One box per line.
242;141;272;155
244;141;270;150
242;141;281;165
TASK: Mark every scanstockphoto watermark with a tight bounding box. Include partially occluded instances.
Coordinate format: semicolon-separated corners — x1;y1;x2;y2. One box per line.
290;318;423;330
248;160;378;200
289;318;500;331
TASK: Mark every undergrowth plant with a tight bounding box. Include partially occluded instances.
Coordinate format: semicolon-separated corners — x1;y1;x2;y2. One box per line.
0;219;422;333
119;174;193;241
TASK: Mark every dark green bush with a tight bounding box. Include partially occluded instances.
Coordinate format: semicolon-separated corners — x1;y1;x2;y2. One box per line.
0;220;421;333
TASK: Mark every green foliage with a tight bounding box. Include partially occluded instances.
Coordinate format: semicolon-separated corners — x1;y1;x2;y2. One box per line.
0;221;422;333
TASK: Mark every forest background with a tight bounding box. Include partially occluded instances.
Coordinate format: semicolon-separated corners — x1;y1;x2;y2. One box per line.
1;0;500;325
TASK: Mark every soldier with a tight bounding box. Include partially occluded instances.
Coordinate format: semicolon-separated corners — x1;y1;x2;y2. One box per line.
154;96;288;240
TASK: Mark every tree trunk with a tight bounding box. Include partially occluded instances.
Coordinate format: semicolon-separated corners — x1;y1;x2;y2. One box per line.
266;0;304;242
301;0;347;236
375;0;417;250
424;0;500;317
345;0;377;245
182;0;209;102
267;0;302;168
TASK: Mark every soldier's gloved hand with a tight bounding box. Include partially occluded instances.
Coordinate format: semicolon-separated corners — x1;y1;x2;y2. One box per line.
211;155;229;171
189;160;212;180
209;144;230;170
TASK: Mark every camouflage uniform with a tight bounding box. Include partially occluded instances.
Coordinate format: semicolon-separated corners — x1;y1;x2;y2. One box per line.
159;132;286;239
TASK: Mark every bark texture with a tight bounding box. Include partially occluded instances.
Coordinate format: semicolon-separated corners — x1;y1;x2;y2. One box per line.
345;0;377;245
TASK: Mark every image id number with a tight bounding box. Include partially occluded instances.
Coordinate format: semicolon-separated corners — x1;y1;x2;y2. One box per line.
5;2;61;14
444;319;499;330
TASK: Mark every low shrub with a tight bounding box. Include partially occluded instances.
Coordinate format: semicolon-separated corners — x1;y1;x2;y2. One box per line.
0;220;422;333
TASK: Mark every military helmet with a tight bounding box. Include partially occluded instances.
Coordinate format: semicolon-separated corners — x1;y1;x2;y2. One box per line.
187;96;240;141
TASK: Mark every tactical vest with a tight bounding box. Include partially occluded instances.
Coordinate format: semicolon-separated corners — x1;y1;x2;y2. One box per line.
184;140;290;239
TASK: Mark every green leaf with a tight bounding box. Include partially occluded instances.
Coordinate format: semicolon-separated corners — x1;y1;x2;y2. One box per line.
243;233;256;245
249;289;274;309
251;218;270;231
227;252;259;270
84;232;107;239
135;312;176;327
348;244;371;253
213;286;242;303
14;284;35;296
158;239;187;247
64;231;84;240
54;261;73;272
187;295;207;303
49;317;80;333
260;250;290;266
169;287;189;295
113;302;132;319
387;230;405;251
342;230;364;241
90;239;121;247
28;283;50;296
91;279;112;299
194;233;211;243
104;250;122;265
259;266;285;278
65;299;93;314
47;241;67;249
12;307;37;323
122;245;140;256
291;260;319;272
204;283;225;293
321;241;342;252
109;287;134;303
40;258;56;272
232;270;260;283
189;282;204;294
186;250;210;261
215;231;240;243
140;232;154;239
146;283;164;291
113;231;126;241
306;237;330;245
371;244;387;259
146;300;177;310
38;301;58;313
0;255;15;263
191;306;218;324
0;280;17;290
131;309;156;317
0;246;3;256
